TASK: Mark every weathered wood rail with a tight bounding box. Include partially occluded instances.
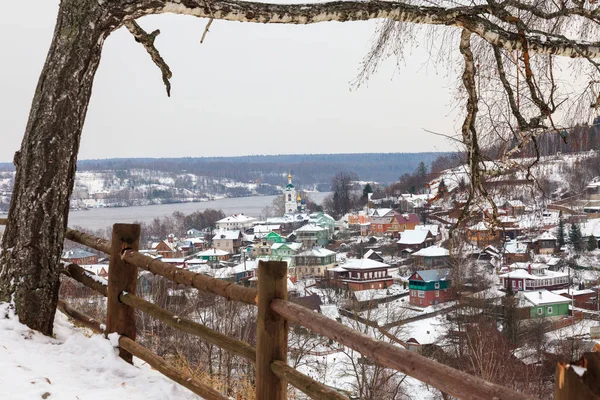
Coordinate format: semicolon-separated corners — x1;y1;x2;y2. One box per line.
0;219;566;399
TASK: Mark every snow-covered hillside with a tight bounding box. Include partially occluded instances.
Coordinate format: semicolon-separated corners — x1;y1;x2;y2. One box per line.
429;150;599;202
0;303;200;400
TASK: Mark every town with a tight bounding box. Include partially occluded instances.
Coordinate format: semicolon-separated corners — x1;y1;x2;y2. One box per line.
60;152;600;398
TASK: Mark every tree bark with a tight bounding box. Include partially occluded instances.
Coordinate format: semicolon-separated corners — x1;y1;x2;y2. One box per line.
0;0;115;335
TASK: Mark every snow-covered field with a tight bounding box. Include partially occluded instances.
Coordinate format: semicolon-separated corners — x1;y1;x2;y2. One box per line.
0;303;200;400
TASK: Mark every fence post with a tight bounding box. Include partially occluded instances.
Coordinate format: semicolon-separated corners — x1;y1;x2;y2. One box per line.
106;223;140;363
256;260;288;400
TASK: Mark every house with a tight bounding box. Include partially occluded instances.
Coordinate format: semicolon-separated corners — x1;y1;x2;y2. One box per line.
499;263;569;292
521;290;570;319
412;246;450;268
347;211;372;228
294;247;337;279
408;269;451;306
271;242;302;258
185;228;203;238
416;224;441;241
309;212;336;237
504;199;526;217
152;235;185;258
213;259;258;283
555;288;598;310
532;231;557;254
253;225;282;238
265;231;286;244
196;248;231;262
216;214;256;231
250;240;271;257
397;229;435;254
212;230;243;254
388;213;420;237
503;240;530;265
327;258;393;291
295;224;329;247
61;248;98;265
467;221;501;246
370;208;395;236
363;249;384;262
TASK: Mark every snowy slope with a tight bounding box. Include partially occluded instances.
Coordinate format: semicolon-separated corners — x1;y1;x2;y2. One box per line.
0;303;200;400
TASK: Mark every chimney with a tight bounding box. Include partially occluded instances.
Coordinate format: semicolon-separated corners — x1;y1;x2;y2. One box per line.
538;291;542;299
528;264;532;275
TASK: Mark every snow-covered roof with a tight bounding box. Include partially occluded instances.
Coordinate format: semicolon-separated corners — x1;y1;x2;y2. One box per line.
469;221;490;231
295;223;326;232
372;208;394;217
522;290;571;306
213;230;241;240
342;258;390;270
363;249;383;259
80;264;108;276
397;229;430;245
499;268;568;280
296;247;336;257
413;246;450;257
253;224;281;234
504;240;528;254
411;269;450;282
62;248;96;259
197;248;230;256
416;224;439;236
533;231;557;242
505;199;526;208
217;214;256;224
270;241;297;249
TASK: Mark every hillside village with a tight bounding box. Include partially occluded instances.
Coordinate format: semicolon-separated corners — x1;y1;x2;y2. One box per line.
60;154;600;398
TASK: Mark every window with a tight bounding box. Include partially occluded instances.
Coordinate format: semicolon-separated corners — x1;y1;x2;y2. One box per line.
435;290;439;297
434;282;440;289
518;281;522;288
547;306;553;314
418;291;425;298
537;307;543;315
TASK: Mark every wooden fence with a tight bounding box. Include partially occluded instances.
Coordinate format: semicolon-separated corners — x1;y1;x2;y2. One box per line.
0;220;567;399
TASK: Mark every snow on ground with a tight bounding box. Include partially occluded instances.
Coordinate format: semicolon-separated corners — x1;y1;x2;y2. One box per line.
0;303;200;400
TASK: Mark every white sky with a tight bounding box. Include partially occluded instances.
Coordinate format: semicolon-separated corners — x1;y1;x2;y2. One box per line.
0;1;462;163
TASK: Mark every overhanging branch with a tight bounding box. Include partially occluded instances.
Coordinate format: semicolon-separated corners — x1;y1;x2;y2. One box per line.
124;0;600;58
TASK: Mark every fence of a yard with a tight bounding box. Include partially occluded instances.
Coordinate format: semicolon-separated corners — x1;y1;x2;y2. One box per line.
1;219;597;399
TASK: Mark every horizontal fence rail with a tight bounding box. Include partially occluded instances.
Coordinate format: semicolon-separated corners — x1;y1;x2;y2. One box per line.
0;221;543;399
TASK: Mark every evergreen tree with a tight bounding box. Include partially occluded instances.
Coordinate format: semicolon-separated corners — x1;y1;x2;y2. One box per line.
362;183;373;199
569;223;583;252
557;212;566;248
588;235;598;251
437;179;448;197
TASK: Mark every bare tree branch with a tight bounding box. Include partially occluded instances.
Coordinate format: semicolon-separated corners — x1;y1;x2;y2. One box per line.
124;19;173;96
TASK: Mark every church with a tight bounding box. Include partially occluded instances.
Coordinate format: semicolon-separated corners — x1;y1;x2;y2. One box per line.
283;172;306;214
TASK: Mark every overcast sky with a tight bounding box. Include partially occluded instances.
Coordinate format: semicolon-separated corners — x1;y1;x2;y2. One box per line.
0;2;462;163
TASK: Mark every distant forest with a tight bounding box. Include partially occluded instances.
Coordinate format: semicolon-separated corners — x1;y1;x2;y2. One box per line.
0;153;448;188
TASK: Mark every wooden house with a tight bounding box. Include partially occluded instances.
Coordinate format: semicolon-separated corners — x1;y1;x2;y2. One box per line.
408;269;451;307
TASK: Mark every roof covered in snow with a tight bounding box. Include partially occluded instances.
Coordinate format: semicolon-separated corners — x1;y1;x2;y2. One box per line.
342;258;390;270
522;290;571;306
413;246;450;257
397;229;431;245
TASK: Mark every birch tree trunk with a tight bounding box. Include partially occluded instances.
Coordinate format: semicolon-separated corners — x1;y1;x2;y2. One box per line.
0;1;114;335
